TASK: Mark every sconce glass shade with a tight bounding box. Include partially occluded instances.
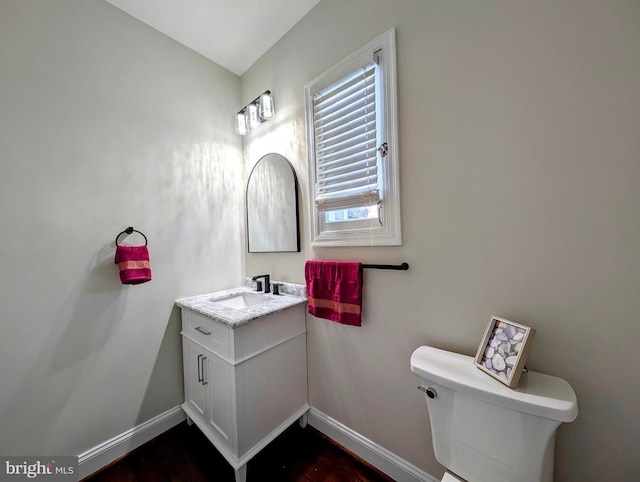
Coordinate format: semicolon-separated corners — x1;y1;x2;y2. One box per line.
235;90;274;135
235;112;248;135
247;103;261;129
259;92;275;120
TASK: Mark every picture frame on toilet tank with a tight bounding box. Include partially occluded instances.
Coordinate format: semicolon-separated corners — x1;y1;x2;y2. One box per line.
474;316;536;388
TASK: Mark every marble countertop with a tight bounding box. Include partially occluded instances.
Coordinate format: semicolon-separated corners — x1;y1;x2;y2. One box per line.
175;280;307;328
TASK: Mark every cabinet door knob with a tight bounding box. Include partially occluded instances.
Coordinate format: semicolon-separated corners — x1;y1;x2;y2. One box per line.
195;326;211;336
197;354;203;383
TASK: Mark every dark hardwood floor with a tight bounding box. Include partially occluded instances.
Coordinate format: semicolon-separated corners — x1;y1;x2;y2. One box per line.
83;421;395;482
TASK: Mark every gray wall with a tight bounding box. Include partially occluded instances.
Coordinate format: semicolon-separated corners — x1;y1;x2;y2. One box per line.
243;0;640;480
0;0;243;455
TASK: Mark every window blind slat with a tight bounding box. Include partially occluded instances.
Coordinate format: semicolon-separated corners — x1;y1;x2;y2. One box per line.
319;156;377;177
314;104;376;141
316;117;375;146
314;93;375;130
318;126;376;159
314;80;374;117
319;173;378;195
318;156;376;180
318;165;378;197
315;149;372;172
313;66;375;107
317;138;377;167
319;162;377;186
313;79;375;118
314;100;375;139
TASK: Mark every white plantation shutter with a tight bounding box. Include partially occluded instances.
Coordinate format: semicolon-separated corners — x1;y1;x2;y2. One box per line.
312;63;379;212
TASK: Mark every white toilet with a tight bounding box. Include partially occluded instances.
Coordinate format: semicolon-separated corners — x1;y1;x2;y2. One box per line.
410;346;578;482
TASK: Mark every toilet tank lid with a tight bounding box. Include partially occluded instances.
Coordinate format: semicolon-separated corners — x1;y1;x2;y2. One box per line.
410;346;578;422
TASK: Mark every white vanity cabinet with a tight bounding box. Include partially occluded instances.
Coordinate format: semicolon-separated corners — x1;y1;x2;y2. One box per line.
179;300;308;482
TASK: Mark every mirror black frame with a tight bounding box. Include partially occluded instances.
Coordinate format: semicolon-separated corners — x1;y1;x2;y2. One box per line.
246;153;301;253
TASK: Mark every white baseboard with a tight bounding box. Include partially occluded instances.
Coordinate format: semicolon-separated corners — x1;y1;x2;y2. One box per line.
77;406;437;482
77;406;186;480
308;408;438;482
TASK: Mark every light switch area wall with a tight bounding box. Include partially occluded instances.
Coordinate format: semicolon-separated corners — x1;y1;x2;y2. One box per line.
0;0;243;456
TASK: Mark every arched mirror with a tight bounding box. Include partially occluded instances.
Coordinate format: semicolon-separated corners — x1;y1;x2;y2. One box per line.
246;153;300;253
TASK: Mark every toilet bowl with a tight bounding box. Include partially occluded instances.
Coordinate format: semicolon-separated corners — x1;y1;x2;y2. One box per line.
410;346;578;482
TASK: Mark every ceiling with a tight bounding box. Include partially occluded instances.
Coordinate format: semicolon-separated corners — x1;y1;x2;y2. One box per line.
104;0;321;76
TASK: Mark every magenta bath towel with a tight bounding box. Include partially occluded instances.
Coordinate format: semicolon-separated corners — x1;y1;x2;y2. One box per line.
304;260;362;326
115;245;152;285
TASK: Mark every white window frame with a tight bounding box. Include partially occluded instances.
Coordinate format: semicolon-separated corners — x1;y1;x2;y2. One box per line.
305;28;401;247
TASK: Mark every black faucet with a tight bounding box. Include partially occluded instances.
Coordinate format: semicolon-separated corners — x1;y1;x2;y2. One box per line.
251;274;270;293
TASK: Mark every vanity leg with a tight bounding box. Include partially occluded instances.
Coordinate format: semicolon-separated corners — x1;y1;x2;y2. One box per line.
186;415;194;426
234;465;247;482
299;412;308;429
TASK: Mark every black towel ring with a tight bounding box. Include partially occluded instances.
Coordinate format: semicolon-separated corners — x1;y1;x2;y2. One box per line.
115;227;148;246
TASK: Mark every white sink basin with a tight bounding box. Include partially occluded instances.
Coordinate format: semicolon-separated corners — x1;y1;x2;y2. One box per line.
210;292;269;309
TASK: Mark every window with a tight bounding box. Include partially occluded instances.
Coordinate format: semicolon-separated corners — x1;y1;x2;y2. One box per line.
305;28;401;247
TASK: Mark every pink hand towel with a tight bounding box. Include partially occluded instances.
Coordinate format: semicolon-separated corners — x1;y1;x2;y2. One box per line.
305;260;362;326
115;245;152;285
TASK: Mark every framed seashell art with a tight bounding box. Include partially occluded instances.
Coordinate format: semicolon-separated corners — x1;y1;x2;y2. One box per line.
474;316;536;388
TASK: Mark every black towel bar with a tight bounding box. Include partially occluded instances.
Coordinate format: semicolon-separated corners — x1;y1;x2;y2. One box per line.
361;262;409;271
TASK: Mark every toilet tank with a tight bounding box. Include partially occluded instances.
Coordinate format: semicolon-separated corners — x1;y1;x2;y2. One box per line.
410;346;577;482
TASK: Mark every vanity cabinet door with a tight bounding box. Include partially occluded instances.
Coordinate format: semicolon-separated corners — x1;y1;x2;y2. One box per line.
204;351;234;452
183;337;207;421
183;337;235;454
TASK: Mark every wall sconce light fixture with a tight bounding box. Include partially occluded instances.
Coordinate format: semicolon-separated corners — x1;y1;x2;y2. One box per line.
235;90;275;135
